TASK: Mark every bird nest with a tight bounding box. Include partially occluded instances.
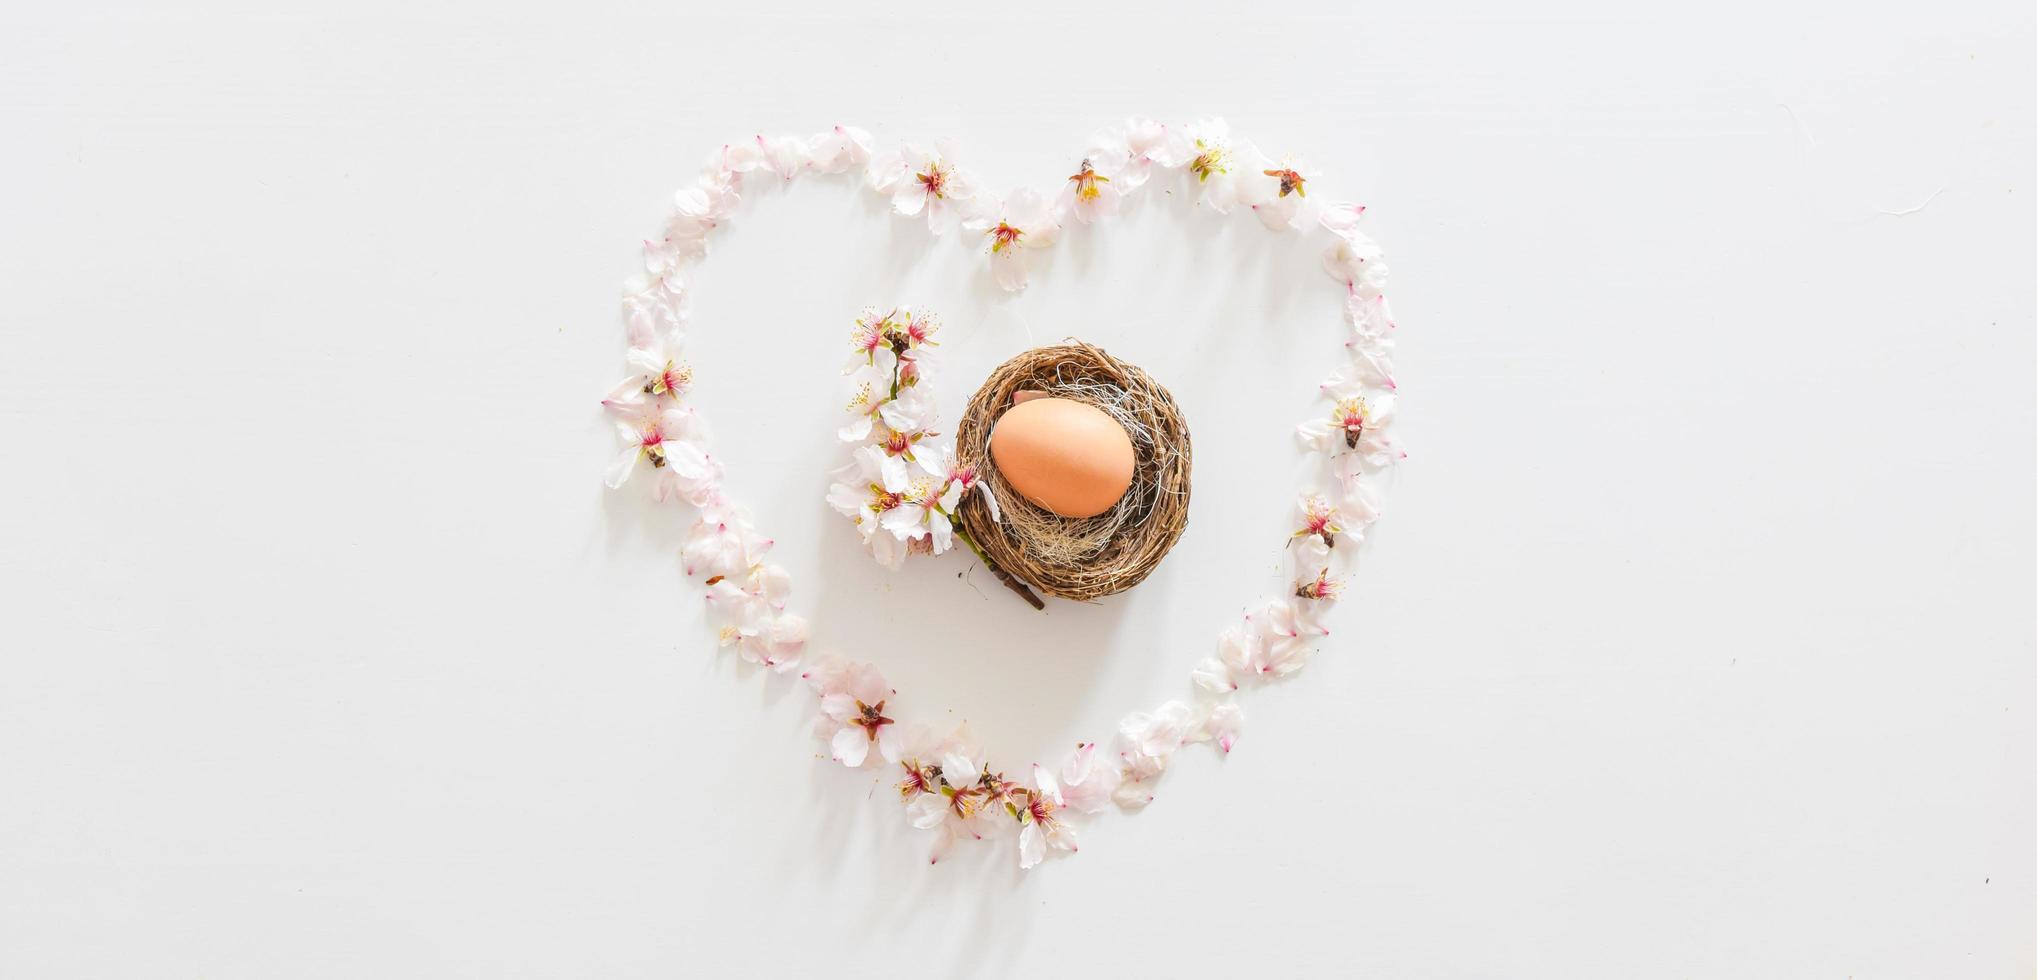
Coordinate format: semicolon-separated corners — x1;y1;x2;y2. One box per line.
954;342;1192;607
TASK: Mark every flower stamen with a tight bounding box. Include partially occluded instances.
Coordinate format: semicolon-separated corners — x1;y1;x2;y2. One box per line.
1265;167;1306;198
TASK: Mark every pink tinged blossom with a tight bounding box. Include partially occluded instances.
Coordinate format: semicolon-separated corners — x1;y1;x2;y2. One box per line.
897;757;940;803
720;133;811;180
806;125;873;174
1332;477;1383;540
1295;567;1344;602
622;274;690;348
837;359;895;442
1251;599;1326;672
1298;385;1399;467
1330;341;1398;391
1322;230;1391;299
878;470;964;555
871;141;978;235
681;502;771;579
826;447;913;569
1154;118;1240;213
1201;700;1244;754
1348;291;1398;341
710;607;807;673
642;235;696;278
659;178;741;264
1218;606;1314;681
1056;157;1122;224
1288;492;1345;562
706;559;792;614
876;383;936;437
901;309;940;348
1112;701;1196;808
966;189;1060;292
607;337;692;404
1017;765;1078;869
1234;146;1315;230
1319;202;1367;237
849;313;890;362
1216;626;1259;679
1112;117;1168;190
1191;655;1238;694
901;731;992;865
815;662;899;767
602;401;716;503
1055;742;1121;815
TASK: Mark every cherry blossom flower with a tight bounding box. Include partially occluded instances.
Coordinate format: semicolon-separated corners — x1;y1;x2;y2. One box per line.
682;499;772;579
1056;156;1122;224
1322;227;1391;300
1201;700;1244;754
1297;387;1398;466
1113;701;1197;808
1254;597;1327;658
654;176;741;267
622;273;690;346
1086;117;1168;192
1191;654;1239;694
1237;149;1318;230
1347;289;1398;345
1289;492;1345;563
837;358;895;441
1016;764;1078;868
1333;477;1383;542
717;133;810;181
1214;615;1308;682
878;462;965;555
839;359;936;447
705;558;791;617
826;446;912;569
706;594;807;672
1295;567;1344;603
1319;202;1367;237
642;234;694;281
897;755;940;805
806;124;873;174
1199;601;1323;687
903;731;993;864
869;140;979;235
899;308;940;348
702;558;804;671
809;661;900;767
888;721;956;798
1053;741;1121;815
606;331;692;405
941;456;1000;524
1322;338;1397;392
601;399;719;504
973;764;1027;829
1153;117;1240;213
965;189;1059;291
704;562;803;670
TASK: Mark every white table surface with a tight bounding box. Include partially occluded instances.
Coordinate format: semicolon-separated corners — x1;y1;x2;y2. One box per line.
3;2;2032;977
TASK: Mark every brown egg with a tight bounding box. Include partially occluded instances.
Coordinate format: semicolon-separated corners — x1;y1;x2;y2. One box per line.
989;397;1136;518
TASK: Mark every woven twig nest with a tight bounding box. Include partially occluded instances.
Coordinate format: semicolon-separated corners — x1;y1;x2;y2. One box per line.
954;342;1192;606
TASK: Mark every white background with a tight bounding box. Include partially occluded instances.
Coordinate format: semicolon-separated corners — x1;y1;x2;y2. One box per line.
3;2;2033;977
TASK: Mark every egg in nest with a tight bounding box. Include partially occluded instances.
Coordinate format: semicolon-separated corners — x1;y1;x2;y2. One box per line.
988;395;1136;519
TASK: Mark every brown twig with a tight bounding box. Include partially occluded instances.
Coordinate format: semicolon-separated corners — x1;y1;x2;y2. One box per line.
955;528;1045;610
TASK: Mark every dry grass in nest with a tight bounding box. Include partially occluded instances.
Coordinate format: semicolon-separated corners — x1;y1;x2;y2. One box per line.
954;342;1192;605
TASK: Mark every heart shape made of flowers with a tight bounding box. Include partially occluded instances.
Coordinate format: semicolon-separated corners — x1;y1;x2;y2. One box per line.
602;119;1401;870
